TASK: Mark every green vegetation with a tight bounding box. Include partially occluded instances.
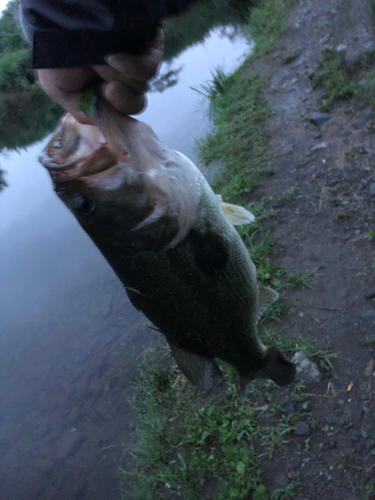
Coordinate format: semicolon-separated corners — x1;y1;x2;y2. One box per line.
286;268;318;289
312;50;358;111
280;183;299;201
359;334;375;346
249;0;296;57
121;347;298;500
197;73;271;202
191;66;236;100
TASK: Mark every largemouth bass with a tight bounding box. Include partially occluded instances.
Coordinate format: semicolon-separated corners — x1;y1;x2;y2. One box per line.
39;104;295;389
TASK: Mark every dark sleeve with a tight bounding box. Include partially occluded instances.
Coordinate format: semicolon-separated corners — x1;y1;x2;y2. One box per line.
20;0;195;69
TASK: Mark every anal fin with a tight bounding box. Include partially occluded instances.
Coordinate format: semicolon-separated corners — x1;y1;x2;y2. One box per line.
167;340;223;389
256;285;279;323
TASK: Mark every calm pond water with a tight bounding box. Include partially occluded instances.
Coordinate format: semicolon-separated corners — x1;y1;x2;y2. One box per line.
0;27;252;500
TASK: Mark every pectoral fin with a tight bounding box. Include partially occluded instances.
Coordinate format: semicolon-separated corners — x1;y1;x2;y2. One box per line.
256;286;279;323
167;340;223;389
216;195;255;225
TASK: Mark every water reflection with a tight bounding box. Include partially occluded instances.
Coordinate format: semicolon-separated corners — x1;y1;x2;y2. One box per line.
0;27;252;500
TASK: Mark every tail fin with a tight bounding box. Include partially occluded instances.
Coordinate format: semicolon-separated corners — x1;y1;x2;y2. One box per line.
260;346;296;386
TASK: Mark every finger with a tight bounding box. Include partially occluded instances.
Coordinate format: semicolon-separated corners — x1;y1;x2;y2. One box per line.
92;64;147;93
106;45;163;83
102;81;146;115
38;68;96;125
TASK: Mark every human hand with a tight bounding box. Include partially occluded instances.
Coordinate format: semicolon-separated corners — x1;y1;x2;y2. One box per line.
37;31;164;125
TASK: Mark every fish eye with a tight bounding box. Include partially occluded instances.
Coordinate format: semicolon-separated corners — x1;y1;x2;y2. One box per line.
71;195;95;215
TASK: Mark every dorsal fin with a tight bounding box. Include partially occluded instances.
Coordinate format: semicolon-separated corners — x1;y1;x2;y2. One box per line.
167;340;223;389
215;195;255;226
256;286;279;323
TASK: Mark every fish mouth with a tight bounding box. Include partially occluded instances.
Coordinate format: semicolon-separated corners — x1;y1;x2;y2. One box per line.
39;146;118;182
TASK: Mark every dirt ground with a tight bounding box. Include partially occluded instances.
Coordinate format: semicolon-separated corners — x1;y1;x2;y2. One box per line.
245;0;375;497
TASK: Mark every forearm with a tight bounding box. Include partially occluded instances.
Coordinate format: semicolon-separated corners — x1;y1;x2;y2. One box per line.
20;0;195;69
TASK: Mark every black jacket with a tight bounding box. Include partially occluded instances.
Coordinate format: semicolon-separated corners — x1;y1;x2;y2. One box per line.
20;0;195;69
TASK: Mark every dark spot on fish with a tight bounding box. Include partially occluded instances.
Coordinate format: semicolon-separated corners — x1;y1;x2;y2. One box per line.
190;228;229;276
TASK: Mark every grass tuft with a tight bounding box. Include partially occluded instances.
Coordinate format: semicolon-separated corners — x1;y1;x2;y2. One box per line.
312;50;357;111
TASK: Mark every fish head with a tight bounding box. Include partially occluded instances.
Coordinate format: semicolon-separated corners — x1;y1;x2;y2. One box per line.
39;109;201;251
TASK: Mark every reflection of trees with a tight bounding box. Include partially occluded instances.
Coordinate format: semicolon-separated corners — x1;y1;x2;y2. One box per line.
163;0;251;62
148;66;183;93
0;168;7;192
0;0;63;155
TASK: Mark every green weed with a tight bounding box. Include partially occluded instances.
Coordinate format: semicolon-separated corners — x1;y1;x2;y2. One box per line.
262;298;289;321
270;481;299;499
286;268;319;289
120;348;297;500
359;334;375;346
249;0;296;57
191;65;235;100
312;50;357;111
197;72;271;203
280;183;299;201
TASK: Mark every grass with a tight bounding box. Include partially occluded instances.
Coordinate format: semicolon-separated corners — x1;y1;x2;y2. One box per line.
197;71;271;202
286;268;319;289
359;334;375;346
191;65;236;100
121;348;296;500
249;0;297;58
312;50;358;111
280;183;299;202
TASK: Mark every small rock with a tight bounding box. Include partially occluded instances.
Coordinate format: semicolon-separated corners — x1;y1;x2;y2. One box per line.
354;110;373;129
291;351;322;382
365;289;375;300
352;409;363;421
361;310;375;321
255;405;269;412
327;416;345;427
293;421;311;436
369;183;375;197
319;34;331;45
352;430;361;441
289;457;301;469
336;43;347;52
308;165;316;172
283;401;295;416
272;474;288;489
327;172;342;186
310;112;332;127
311;142;327;152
